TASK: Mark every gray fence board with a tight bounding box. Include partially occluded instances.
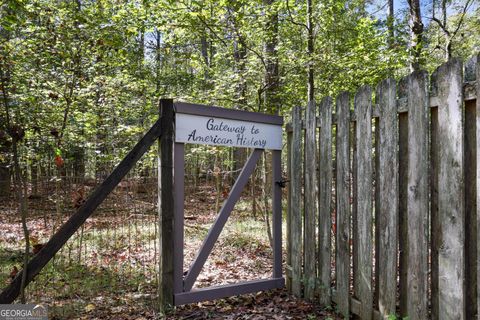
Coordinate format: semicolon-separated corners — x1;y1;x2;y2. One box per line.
318;97;333;306
291;106;303;297
304;100;317;300
406;71;429;320
436;59;465;320
353;85;373;320
335;92;351;318
375;79;398;318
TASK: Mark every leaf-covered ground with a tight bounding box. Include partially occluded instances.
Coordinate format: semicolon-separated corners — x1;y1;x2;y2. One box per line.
168;289;342;320
0;180;341;319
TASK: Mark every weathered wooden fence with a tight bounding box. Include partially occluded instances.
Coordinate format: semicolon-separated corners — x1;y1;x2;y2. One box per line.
286;55;479;320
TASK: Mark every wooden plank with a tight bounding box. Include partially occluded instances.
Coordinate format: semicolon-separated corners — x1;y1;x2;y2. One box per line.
174;102;283;125
436;58;465;320
477;53;480;320
406;71;429;320
464;55;477;320
286;131;293;292
0;117;163;304
291;106;303;296
173;143;185;295
318;97;333;306
284;82;478;132
375;78;398;318
304;100;317;300
353;85;373;320
159;99;175;311
174;278;284;305
335;92;351;318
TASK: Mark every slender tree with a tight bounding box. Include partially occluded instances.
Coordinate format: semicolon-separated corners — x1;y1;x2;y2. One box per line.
0;4;29;302
431;0;474;61
407;0;424;71
263;0;280;114
307;0;314;101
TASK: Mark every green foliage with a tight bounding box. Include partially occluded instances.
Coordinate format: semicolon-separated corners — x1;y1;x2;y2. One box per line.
0;0;477;177
424;8;480;72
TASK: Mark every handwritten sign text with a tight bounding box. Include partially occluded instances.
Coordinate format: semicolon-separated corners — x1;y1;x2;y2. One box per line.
175;113;282;150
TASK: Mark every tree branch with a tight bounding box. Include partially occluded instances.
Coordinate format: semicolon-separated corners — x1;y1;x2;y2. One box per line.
451;0;474;39
285;0;309;31
431;15;449;36
226;7;267;69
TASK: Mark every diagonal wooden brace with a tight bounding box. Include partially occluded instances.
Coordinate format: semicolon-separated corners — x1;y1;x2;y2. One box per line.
182;149;263;291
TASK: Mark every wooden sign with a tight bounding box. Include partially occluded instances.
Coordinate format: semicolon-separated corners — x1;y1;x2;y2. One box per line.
175;105;282;150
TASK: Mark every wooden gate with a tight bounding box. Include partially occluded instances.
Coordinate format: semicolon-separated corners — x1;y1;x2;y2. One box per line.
158;100;285;308
0;99;285;310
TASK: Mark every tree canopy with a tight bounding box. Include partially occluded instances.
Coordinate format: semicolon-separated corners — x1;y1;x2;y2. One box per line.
0;0;478;174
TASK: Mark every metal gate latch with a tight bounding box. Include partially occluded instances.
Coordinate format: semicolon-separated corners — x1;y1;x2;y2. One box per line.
276;178;289;188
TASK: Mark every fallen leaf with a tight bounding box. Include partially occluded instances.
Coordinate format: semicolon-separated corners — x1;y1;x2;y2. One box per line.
85;304;95;312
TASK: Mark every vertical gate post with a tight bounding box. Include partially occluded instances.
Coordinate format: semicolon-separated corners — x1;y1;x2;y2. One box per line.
272;149;282;279
158;98;174;312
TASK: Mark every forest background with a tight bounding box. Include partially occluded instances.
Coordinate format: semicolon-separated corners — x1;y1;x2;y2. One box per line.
1;0;479;189
0;0;479;317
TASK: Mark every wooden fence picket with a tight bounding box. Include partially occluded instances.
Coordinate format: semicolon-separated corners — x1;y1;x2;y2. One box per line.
290;106;303;297
430;70;440;320
318;97;333;306
435;59;465;320
304;100;317;300
353;85;373;320
406;71;429;320
335;92;351;318
374;78;398;318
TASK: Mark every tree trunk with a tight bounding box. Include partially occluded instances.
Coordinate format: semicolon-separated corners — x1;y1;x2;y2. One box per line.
388;0;394;47
201;33;210;81
445;39;452;61
307;0;314;102
31;160;39;196
229;4;248;174
263;0;280;115
0;164;10;197
407;0;424;71
72;146;85;183
233;35;248;174
0;20;30;302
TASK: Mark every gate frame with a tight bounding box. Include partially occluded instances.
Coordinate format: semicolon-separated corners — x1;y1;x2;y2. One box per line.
159;99;285;308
